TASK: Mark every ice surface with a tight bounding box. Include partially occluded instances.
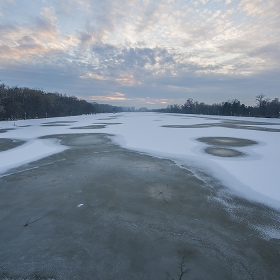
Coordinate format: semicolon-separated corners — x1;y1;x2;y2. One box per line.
0;138;67;174
0;113;279;209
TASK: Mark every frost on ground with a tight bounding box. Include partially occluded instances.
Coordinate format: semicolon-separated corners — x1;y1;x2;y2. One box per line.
0;112;279;209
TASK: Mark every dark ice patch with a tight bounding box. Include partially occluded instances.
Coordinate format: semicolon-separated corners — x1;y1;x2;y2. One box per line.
162;121;280;132
0;138;25;152
41;124;70;127
70;125;106;129
0;128;14;133
42;121;77;124
197;137;258;147
205;147;244;157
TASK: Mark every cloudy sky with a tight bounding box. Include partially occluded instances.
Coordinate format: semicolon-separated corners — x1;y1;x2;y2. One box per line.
0;0;279;108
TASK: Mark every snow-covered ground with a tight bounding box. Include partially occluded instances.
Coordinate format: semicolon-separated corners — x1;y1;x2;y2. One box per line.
1;112;280;209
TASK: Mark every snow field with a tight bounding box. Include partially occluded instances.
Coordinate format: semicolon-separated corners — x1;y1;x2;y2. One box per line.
0;113;279;209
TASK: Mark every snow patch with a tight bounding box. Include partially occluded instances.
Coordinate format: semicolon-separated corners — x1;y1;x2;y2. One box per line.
1;113;280;210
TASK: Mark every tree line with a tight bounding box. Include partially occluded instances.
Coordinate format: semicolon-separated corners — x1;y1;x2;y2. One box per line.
156;95;280;118
1;81;279;119
0;82;133;120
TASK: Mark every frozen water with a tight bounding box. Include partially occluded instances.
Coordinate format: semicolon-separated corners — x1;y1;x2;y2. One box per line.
0;113;280;209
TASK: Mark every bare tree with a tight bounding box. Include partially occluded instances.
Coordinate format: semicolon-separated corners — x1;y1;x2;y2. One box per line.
255;94;266;108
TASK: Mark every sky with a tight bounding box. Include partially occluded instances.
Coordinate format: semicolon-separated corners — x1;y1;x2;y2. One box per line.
0;0;279;109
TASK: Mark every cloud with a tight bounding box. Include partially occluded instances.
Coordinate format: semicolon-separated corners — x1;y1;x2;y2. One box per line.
40;7;57;22
0;11;70;64
0;0;279;108
34;17;58;38
248;43;280;69
2;0;279;75
89;91;131;102
86;43;176;83
135;1;163;33
0;23;20;38
77;30;94;45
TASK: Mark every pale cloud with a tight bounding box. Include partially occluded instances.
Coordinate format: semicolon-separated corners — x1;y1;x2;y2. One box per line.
0;0;279;108
40;7;57;22
133;98;154;105
134;97;176;105
0;6;73;64
3;0;278;76
116;74;141;86
89;92;131;102
79;72;108;81
238;0;264;17
238;0;280;22
212;10;221;19
0;19;66;63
